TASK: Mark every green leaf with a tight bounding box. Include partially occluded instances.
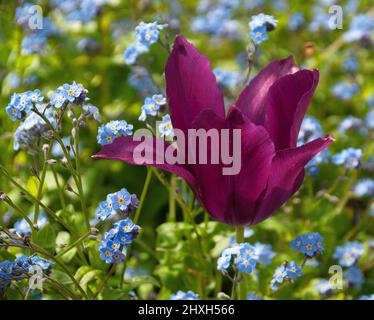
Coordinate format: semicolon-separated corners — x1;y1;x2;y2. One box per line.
35;224;56;251
27;176;47;197
56;231;77;263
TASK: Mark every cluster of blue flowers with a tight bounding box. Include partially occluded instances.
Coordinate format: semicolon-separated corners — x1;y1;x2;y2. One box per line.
247;292;264;300
98;218;140;264
170;290;199;300
332;82;359;101
332;148;363;169
124;22;168;65
14;104;57;151
249;14;278;44
353;178;374;197
338;116;368;136
270;261;302;291
0;254;53;293
14;212;48;237
191;1;241;39
290;232;324;258
138;94;166;121
333;241;365;287
50;82;88;108
333;241;364;267
288;13;305;31
50;0;107;24
6;90;44;121
96;188;140;264
5;82;96;152
128;67;159;97
297;116;330;175
95;188;139;222
316;279;333;295
344;14;374;42
15;3;58;55
342;56;359;73
213;68;242;90
97;120;133;146
217;242;275;273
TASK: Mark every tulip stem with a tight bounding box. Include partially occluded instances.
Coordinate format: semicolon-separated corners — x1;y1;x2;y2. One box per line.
236;226;247;300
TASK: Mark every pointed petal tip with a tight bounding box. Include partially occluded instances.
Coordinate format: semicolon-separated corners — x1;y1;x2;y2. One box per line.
325;134;335;142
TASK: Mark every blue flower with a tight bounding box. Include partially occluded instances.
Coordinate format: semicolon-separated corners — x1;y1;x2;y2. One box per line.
152;94;167;106
359;294;374;300
338;116;367;135
285;261;302;280
353;179;374;197
99;245;115;263
135;22;168;47
332;148;363;169
316;279;333;294
97;125;117;145
83;104;101;122
290;232;324;257
107;188;132;212
288;13;304;31
366;110;374;129
344;14;374;42
62;83;82;102
342;56;359;72
249;25;268;44
51;89;67;108
21;33;47;55
253;242;275;266
213;68;242;90
333;241;365;267
170;290;199;300
159;114;173;138
344;267;364;288
366;93;374;108
14;212;48;237
236;254;256;273
305;150;331;175
139;96;160;121
247;293;264;300
297;116;324;145
271;265;287;286
249;13;278;31
332;82;359;101
123;43;149;65
95;201;113;221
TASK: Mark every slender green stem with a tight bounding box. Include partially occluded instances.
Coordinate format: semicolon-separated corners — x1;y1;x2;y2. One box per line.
55;231;91;259
74;129;90;229
134;168;152;224
94;264;116;299
3;197;35;233
51;165;66;210
236;226;247;300
34;140;52;227
169;175;176;222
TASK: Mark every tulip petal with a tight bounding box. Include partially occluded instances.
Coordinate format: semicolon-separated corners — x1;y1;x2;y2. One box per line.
93;136;198;196
165;35;225;135
266;69;319;150
253;135;334;224
191;107;275;225
236;56;298;125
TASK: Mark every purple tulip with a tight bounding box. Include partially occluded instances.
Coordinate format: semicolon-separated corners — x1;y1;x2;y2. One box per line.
93;35;333;226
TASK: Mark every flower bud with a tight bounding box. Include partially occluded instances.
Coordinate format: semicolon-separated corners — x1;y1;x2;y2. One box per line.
0;192;7;201
89;235;97;240
47;159;57;165
61;157;68;167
